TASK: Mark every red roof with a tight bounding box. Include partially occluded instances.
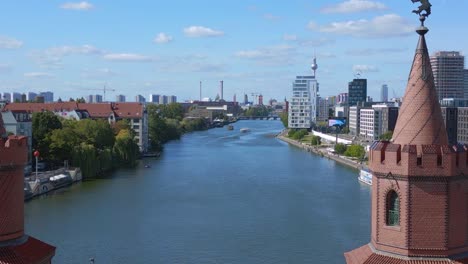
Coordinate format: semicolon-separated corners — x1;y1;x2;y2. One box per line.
112;102;143;118
345;245;468;264
4;102;78;113
77;103;114;118
0;236;55;264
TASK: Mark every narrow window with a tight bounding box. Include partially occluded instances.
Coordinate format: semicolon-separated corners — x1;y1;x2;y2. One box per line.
387;191;400;226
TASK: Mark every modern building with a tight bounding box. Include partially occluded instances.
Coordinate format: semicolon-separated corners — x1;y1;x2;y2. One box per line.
86;94;103;103
1;111;33;162
348;78;367;106
11;92;22;103
243;94;249;105
441;107;458;145
148;94;160;103
430;51;465;99
457;107;468;144
464;69;468;99
381;84;388;102
326;96;336;106
288;73;319;128
359;104;398;141
39;91;54;102
27;92;38;102
135;94;146;103
168;95;177;104
317;97;328;122
258;94;263;105
2;92;10;102
337;93;348;105
0;115;56;263
334;105;349;118
116;94;126;102
348;105;361;136
345;18;468;263
159;95;168;105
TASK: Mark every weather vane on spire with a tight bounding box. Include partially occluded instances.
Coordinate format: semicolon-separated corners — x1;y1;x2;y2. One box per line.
411;0;432;25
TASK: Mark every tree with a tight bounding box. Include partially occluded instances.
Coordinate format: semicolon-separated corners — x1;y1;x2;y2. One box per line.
279;112;288;128
379;131;393;141
48;126;81;164
344;144;365;158
113;129;139;167
32;111;63;157
334;143;347;155
311;135;321;146
75;119;115;150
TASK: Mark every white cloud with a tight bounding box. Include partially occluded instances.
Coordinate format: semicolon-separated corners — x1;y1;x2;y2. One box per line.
102;53;152;62
283;34;297;41
300;38;335;47
321;0;387;14
183;26;224;38
307;21;318;30
60;1;94;10
46;45;103;56
0;36;23;49
154;33;173;44
353;64;379;73
318;14;413;38
24;72;54;78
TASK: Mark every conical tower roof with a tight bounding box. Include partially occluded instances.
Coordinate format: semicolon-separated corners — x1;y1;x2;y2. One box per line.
391;28;448;146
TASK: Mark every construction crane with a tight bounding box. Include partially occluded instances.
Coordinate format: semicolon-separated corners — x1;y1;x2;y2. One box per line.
83;84;116;101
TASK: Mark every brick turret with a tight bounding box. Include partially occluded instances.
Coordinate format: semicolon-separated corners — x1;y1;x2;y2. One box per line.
345;15;468;264
0;115;55;263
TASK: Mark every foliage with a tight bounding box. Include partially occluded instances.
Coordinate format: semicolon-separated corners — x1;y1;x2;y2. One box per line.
181;118;208;132
288;129;308;140
344;144;365;159
244;106;270;117
334;143;347;155
341;127;350;134
72;143;98;179
113;129;140;167
32;111;62;157
311;135;321;146
279;112;288;128
379;131;393;141
74;119;115;150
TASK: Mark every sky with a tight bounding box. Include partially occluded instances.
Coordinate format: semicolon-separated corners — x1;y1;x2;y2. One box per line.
0;0;466;102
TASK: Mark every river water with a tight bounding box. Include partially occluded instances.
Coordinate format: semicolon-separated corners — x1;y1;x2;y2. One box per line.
25;120;371;264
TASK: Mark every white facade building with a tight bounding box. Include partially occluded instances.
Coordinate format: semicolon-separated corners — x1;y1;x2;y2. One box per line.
288;75;319;128
317;97;328;122
349;106;361;136
359;108;378;140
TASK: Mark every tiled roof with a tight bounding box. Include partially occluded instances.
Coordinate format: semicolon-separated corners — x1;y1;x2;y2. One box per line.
391;32;448;146
345;245;468;264
4;102;78;113
0;236;55;264
112;102;143;118
77;103;114;118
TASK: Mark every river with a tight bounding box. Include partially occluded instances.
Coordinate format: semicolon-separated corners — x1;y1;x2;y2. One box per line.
25;120;371;264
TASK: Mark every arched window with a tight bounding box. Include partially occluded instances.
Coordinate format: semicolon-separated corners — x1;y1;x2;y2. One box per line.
386;191;400;226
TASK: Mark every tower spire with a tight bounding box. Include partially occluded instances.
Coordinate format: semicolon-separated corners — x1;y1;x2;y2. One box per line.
311;55;318;78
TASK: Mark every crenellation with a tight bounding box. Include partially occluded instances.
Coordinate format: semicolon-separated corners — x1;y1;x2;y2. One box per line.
0;136;28;168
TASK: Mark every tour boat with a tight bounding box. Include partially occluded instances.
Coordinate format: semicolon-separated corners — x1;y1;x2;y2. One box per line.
240;128;250;133
358;169;372;185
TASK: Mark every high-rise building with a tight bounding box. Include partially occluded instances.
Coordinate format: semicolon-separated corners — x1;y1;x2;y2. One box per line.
288;59;319;128
430;51;465;99
116;94;126;102
0;116;56;262
258;94;263;105
337;93;348;105
220;80;224;101
11;92;22;103
135;94;146;103
381;84;388;102
345;17;468;263
326;96;336;106
359;104;398;141
317;97;328;122
167;95;177;104
159;95;168;105
464;69;468;99
27;92;37;102
348;78;367;106
2;92;10;102
348;105;361;136
39;91;54;102
86;95;93;103
244;94;249;105
149;94;160;103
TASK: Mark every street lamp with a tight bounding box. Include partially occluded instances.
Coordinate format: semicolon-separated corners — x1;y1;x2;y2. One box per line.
33;150;40;181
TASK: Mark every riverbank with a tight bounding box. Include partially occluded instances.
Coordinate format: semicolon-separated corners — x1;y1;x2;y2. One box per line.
277;132;363;171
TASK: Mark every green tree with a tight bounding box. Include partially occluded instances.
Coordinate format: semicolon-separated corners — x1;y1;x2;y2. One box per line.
279;112;288;128
75;119;115;150
379;131;393;141
311;135;321;146
72;143;98;179
48;126;81;164
113;129;140;166
344;144;365;158
32;111;62;157
334;143;347;154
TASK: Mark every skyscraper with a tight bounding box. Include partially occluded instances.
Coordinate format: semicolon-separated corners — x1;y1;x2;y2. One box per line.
464;69;468;99
381;84;388;102
167;95;177;104
288;58;319;128
430;51;465;99
116;94;126;102
149;94;160;103
39;91;54;102
258;94;263;105
159;95;168;105
244;94;248;105
27;92;37;102
345;11;468;264
348;78;367;106
135;94;146;103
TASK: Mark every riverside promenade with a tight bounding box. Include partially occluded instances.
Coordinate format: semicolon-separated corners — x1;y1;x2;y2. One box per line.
277;131;363;171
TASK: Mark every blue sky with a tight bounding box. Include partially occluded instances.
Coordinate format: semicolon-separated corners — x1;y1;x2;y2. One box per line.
0;0;465;102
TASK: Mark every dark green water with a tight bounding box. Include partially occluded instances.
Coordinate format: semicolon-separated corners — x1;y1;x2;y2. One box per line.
25;120;371;264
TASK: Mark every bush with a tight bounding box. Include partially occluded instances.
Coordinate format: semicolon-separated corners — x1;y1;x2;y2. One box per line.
344;144;365;158
334;143;347;154
311;135;321;146
290;129;308;140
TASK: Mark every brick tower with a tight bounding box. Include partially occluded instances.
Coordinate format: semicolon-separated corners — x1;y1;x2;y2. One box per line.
344;6;468;264
0;116;55;263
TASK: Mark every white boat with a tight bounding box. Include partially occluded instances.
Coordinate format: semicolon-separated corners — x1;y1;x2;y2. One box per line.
240;128;250;133
358;169;372;185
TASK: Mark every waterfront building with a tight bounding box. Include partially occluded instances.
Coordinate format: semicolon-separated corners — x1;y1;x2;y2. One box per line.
381;84;388;102
431;51;465;99
135;94;146;103
288;59;319;129
317;97;328;122
337;93;348;105
348;79;367;106
116;94;126;102
348;105;361;136
359;104;398;141
149;94;160;103
39;91;54;102
0;115;56;262
345;14;468;263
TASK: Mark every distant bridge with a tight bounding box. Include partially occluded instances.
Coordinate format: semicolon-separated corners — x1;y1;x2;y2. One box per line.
238;116;279;120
